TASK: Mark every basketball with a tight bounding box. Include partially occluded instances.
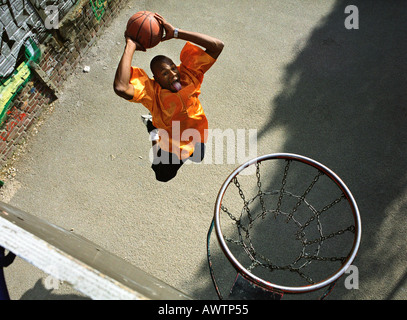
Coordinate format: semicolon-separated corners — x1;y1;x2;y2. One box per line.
126;11;163;49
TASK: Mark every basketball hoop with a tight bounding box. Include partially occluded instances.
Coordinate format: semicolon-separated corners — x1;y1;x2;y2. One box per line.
207;153;361;299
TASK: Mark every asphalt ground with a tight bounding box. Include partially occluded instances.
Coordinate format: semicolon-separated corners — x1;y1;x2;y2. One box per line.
2;0;407;300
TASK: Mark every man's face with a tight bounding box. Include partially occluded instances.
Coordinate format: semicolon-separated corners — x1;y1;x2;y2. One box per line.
153;59;181;92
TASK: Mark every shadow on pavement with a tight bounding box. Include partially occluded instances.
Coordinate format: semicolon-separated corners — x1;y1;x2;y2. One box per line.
195;0;407;300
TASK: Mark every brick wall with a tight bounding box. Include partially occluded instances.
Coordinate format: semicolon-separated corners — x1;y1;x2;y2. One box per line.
0;0;128;166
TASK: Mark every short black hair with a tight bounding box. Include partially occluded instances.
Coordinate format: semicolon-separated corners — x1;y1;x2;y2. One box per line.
150;55;173;76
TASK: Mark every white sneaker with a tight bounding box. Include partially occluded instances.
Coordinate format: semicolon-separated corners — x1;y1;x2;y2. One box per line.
141;114;159;141
141;114;152;126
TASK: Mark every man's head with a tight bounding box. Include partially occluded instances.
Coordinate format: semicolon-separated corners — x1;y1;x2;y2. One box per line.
150;55;181;92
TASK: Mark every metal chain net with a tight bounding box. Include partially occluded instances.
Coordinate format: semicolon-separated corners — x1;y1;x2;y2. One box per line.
219;160;356;286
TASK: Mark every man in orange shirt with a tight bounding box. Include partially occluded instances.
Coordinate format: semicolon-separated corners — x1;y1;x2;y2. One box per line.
114;13;224;182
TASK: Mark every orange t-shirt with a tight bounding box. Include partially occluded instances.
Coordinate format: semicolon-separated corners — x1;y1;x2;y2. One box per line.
129;42;216;160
